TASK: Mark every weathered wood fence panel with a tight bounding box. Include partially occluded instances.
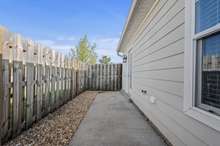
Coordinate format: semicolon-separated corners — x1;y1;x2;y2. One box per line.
0;27;122;144
86;64;122;91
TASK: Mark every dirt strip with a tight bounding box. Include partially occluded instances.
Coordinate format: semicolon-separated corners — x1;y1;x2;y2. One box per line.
4;91;98;146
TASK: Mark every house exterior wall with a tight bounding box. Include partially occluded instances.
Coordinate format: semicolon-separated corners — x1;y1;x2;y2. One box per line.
122;62;128;93
118;0;155;52
121;0;220;146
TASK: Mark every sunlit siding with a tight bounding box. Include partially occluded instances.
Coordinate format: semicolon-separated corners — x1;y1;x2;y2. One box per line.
119;0;155;52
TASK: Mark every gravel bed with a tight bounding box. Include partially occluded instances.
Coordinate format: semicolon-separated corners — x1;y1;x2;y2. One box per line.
4;91;98;146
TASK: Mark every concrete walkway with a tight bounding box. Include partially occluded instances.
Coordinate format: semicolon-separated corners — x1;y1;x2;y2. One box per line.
69;92;167;146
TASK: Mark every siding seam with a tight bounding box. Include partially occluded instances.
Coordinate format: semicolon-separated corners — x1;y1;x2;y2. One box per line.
134;0;182;56
133;76;183;83
133;22;184;60
133;66;184;72
134;52;184;68
131;0;170;49
134;37;184;63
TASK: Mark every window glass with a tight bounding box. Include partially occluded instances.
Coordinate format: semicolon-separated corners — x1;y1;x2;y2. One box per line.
198;33;220;114
196;0;219;33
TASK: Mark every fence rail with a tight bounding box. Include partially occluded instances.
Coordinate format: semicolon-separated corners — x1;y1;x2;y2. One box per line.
0;27;122;144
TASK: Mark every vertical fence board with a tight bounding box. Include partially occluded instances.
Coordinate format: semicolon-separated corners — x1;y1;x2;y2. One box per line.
119;64;122;90
117;64;119;90
105;64;108;90
91;65;94;90
114;64;117;91
2;60;10;140
107;64;110;90
110;64;114;91
12;61;23;135
100;64;103;90
26;62;34;128
51;66;55;111
37;64;42;120
102;65;104;90
1;29;12;142
98;64;100;90
73;68;76;97
11;35;22;136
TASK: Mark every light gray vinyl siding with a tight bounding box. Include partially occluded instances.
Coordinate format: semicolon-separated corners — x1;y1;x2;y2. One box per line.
119;0;155;52
122;0;220;146
122;62;128;93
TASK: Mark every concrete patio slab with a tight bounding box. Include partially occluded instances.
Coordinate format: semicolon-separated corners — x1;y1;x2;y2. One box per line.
69;92;167;146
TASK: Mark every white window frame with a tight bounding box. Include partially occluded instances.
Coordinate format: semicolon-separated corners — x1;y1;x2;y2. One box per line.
184;0;220;131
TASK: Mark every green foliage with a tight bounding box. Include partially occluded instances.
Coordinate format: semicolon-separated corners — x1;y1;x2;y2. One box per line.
70;35;97;64
99;55;111;64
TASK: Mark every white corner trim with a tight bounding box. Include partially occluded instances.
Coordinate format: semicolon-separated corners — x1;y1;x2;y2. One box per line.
184;0;220;132
184;0;194;112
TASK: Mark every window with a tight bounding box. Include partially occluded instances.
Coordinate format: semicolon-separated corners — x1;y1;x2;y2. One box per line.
195;0;220;116
184;0;220;131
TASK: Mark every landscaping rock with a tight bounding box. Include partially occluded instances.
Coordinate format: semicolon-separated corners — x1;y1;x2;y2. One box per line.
4;91;98;146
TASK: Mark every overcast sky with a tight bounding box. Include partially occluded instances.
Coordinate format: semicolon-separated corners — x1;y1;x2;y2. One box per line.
0;0;131;63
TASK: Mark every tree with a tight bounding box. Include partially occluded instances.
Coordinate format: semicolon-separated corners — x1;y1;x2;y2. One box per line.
70;35;97;64
99;55;111;64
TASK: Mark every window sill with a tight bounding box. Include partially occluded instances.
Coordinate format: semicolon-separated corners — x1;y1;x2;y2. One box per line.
184;107;220;132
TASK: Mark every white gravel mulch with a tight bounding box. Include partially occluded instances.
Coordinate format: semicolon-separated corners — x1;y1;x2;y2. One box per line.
4;91;98;146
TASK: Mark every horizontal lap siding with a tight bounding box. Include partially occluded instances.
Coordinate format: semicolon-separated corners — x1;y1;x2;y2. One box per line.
125;0;220;146
120;0;155;51
122;63;128;93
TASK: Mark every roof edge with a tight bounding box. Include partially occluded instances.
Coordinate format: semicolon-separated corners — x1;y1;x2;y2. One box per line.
116;0;137;53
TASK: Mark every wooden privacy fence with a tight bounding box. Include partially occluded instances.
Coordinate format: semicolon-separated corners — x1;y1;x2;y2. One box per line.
0;27;122;143
86;64;122;91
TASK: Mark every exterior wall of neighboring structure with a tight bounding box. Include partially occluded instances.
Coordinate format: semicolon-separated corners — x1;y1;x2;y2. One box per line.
120;0;220;146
